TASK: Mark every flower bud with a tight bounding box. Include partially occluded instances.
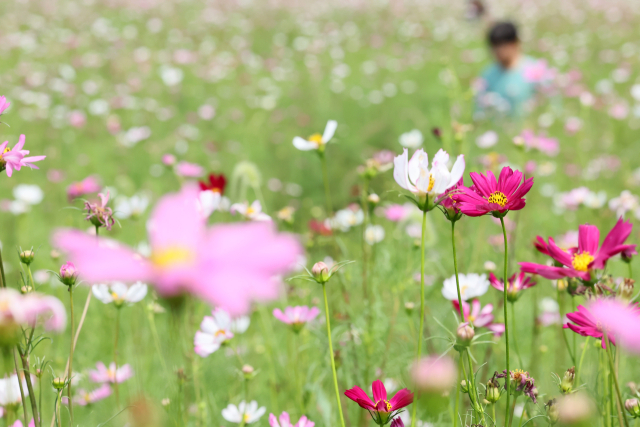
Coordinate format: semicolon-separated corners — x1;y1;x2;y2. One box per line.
312;262;330;283
484;261;497;272
241;364;256;380
404;302;415;314
19;250;35;265
560;366;575;395
20;285;33;294
485;376;501;403
460;380;469;393
52;377;66;390
59;262;78;287
619;279;635;302
626;398;640;418
456;322;475;346
367;194;380;205
432;127;442;139
546;399;559;425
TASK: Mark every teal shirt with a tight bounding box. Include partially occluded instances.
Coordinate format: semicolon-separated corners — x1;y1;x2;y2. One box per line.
475;56;537;117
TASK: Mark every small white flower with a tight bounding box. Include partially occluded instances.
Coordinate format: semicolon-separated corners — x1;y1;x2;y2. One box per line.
198;191;230;218
292;120;337;151
399;129;423;148
609;190;638;218
330;207;364;231
364;225;385;245
0;374;28;406
230;200;271;221
221;400;266;424
159;65;184;86
442;273;489;301
194;308;250;357
115;194;150;219
393;148;465;196
13;184;44;205
92;282;148;306
476;130;498;148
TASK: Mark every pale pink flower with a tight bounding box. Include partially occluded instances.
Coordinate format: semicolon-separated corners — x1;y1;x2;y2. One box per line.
89;362;133;384
273;306;320;328
70;384;112;406
68;110;86;128
0;288;66;332
54;185;301;315
384;204;409;222
11;420;34;427
175;161;204;177
67;176;102;201
523;59;555;83
162;154;176;166
194;308;249;357
588;298;640;353
84;192;115;230
0;96;11;116
411;356;457;393
269;412;315;427
0;135;46;177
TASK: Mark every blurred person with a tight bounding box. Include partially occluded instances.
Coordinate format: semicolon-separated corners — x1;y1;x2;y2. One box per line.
475;22;537;117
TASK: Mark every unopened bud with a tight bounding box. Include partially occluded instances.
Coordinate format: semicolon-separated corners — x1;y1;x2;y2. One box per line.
560;367;575;395
546;399;559;425
404;302;415;314
59;262;78;287
312;262;330;283
456;322;475;346
241;364;256;380
432;127;442;139
513;136;525;147
367;194;380;205
619;279;635;302
484;261;497;272
19;250;35;265
485;376;501;403
460;380;469;393
20;286;33;294
626;399;640;418
52;378;65;390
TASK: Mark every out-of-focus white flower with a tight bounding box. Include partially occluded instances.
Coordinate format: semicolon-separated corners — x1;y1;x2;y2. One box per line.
159;66;184;86
399;129;423;148
364;225;385;245
442;273;489;301
222;401;266;424
92;282;148;306
115;194;150;219
194;308;250;357
476;131;498;148
198;191;230;218
13;185;43;205
0;374;29;406
230;200;271;221
330;206;364;231
609;190;639;218
292;120;337;151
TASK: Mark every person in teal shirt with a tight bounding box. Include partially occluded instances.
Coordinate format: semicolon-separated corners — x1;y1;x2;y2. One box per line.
475;22;537;118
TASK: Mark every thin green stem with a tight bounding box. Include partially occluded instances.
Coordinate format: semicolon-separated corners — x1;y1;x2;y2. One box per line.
500;217;511;427
605;335;630;427
114;308;121;409
557;287;576;365
14;348;27;427
454;357;461;427
492;404;497;427
19;349;40;427
0;245;7;288
508;396;518;427
510;304;524;368
320;154;333;216
466;349;484;424
322;283;345;427
575;337;590;386
67;286;74;427
451;221;464;320
411;210;428;427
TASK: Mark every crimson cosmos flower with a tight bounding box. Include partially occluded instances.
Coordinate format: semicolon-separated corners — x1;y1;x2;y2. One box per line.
345;380;413;426
489;271;537;302
563;302;640;348
454;167;533;217
520;218;636;281
199;173;227;194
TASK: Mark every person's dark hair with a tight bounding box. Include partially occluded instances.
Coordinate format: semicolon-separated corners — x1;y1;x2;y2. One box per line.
488;22;519;46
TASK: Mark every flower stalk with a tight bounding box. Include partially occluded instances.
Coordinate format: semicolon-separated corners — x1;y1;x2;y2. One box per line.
500;217;511;427
321;283;345;427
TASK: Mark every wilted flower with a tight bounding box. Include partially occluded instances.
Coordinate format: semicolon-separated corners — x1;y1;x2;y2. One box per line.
269;412;315;427
230;200;271;221
442;273;489;301
496;369;537;403
222;401;266;424
273;306;320;332
546;399;559;424
84;192;115;230
559;367;575;395
0;135;46;178
89;362;133;384
194;308;250;357
411;356;457;394
485;373;502;403
92;282;148;307
488;271;536;302
345;379;413;425
293;120;337;152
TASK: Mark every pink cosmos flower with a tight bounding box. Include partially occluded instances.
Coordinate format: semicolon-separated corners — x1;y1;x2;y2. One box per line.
11;420;35;427
0;96;11;116
0;288;66;333
520;218;636;281
517;130;559;157
390;418;404;427
523;59;554;83
589;299;640;354
162;154;176;166
194;308;249;357
273;306;320;330
269;412;315;427
0;135;46;177
89;362;133;384
67;176;102;201
68;110;86;128
54;185;301;315
84;192;115;231
384;204;409;222
175;161;204;177
411;355;457;393
488;271;536;302
72;384;112;406
452;299;505;336
454;167;533;217
345;380;413;425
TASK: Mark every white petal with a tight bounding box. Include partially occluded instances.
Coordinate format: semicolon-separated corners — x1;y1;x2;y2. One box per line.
430;162;452;195
449;154;465;186
126;283;148;303
199;316;219;334
432;148;449;166
408;149;427;186
392;149;412;191
293;137;318;151
110;282;128;298
92;285;113;304
322;120;338;142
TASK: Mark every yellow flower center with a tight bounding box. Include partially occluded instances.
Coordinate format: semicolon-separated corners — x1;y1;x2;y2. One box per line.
572;252;594;272
427;174;435;192
214;329;227;337
512;369;527;381
110;292;123;303
308;133;323;145
245;206;255;215
385;400;392;412
487;191;508;207
150;247;194;268
243;414;250;422
468;315;475;323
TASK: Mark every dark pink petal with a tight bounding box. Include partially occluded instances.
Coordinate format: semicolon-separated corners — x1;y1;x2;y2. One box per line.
593;218;635;269
345;387;374;409
468;172;492;197
389;388;414;410
546;238;574;267
509;176;534;201
372;380;387;403
488;272;504;291
577;224;600;256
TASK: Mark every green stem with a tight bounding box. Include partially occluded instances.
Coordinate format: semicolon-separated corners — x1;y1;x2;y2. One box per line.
454;358;461;427
0;245;7;288
114;308;121;409
19;349;39;427
14;348;27;427
411;210;428;427
605;335;630;427
508;396;518;427
575;337;590;386
322;283;345;427
466;349;484;424
67;286;74;426
510;304;524;368
500;217;511;427
320;154;333;216
451;221;464;320
557;287;576;365
492;404;496;427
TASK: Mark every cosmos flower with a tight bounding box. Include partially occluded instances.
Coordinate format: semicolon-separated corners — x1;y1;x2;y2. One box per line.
0;135;46;178
194;308;250;357
199;173;227;194
488;271;537;302
67;176;102;201
0;374;29;406
452;299;505;336
54;185;301;315
398;129;423;148
393;148;465;198
454;167;533;217
175;161;204;177
0;288;66;339
364;225;385;245
222;401;266;424
384;204;410;222
230;200;271;221
345;380;413;426
411;356;457;393
72;384;112;406
496;369;537;403
269;412;315;427
330;205;364;231
0;96;11;116
273;306;320;331
608;190;639;218
92;282;148;307
84;192;115;230
115;194;150;219
442;273;489;301
89;362;133;384
588;298;640;354
520;218;636;281
292;120;337;152
10;420;35;427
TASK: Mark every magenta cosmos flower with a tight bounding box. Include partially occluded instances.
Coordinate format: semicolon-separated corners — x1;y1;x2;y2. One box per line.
0;135;46;177
563;303;640;348
489;271;536;302
520;218;636;281
89;362;133;384
589;299;640;354
54;185;301;315
273;306;320;331
455;167;533;217
452;299;505;336
345;380;413;425
269;412;315;427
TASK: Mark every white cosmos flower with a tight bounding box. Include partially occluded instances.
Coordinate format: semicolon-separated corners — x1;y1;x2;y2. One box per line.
0;374;28;406
198;191;230;218
442;273;489;301
330;206;364;231
194;308;250;357
292;120;337;151
13;184;44;205
393;148;465;196
222;400;266;424
92;282;148;306
230;200;271;221
364;225;385;245
609;190;638;218
399;129;423;148
115;194;150;219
